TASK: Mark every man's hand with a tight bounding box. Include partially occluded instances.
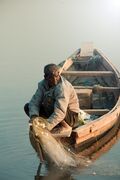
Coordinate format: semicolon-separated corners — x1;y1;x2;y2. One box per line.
29;115;53;131
29;115;38;123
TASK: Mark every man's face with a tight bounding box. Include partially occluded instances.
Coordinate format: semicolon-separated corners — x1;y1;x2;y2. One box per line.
45;70;60;87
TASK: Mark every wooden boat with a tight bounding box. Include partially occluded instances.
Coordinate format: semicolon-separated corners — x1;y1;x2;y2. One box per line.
29;43;120;165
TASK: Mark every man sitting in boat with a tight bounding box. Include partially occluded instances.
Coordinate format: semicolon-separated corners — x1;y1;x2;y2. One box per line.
24;64;89;137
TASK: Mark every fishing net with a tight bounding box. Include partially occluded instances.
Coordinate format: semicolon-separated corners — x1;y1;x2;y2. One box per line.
30;117;90;168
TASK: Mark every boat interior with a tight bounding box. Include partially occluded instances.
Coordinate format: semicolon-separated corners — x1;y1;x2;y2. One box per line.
60;45;120;118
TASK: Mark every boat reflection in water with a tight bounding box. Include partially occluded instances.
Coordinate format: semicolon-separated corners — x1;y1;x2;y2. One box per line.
33;117;120;180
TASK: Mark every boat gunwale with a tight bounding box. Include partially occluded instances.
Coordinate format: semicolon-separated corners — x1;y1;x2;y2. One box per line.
95;48;120;80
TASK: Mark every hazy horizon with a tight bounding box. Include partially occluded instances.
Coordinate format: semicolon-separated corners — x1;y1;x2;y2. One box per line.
0;0;120;103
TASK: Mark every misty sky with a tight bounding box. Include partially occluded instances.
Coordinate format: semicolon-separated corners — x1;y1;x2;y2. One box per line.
0;0;120;95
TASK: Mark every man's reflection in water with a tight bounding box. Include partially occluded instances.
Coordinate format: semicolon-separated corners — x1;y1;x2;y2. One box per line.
34;163;75;180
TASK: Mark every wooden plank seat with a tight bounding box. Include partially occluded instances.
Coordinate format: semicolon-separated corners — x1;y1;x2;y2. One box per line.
83;109;110;115
74;85;120;92
75;88;110;114
75;89;92;109
73;59;90;63
62;71;114;77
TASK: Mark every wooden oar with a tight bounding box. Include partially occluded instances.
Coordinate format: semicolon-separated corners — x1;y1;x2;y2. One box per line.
59;48;81;74
59;58;73;74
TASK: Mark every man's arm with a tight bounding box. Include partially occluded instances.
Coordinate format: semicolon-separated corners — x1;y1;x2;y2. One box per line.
47;84;69;130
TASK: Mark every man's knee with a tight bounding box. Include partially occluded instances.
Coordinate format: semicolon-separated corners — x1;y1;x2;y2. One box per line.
24;103;30;117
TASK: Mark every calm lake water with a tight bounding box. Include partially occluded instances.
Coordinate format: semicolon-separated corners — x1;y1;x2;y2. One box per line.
0;0;120;179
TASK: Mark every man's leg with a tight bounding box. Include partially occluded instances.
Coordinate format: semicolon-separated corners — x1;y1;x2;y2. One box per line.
51;109;76;137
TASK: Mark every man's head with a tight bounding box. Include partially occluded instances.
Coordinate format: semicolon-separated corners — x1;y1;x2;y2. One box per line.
44;64;60;87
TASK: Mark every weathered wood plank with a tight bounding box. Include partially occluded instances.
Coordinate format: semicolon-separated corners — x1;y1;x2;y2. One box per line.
75;89;92;95
76;89;92;109
62;71;114;77
74;59;90;63
73;107;120;145
80;42;94;57
74;86;120;92
59;58;73;74
83;109;110;115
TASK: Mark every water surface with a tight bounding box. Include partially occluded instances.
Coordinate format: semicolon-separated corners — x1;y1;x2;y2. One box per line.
0;0;120;179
